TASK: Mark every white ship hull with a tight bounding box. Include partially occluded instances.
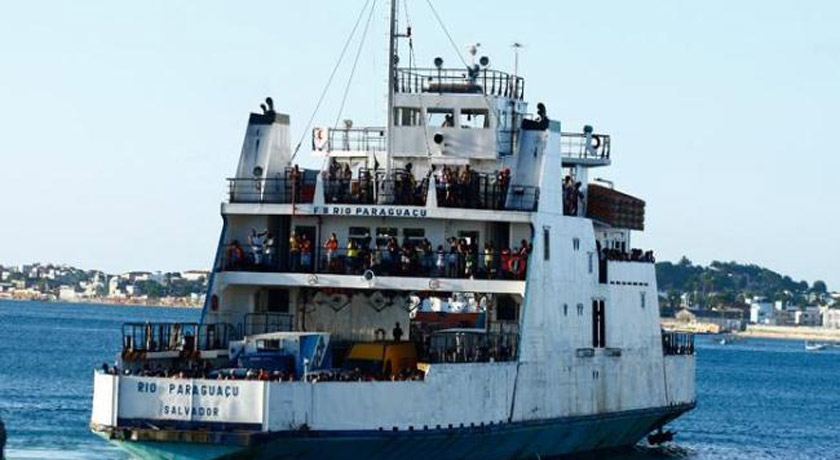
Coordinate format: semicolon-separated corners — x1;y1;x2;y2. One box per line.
90;3;696;456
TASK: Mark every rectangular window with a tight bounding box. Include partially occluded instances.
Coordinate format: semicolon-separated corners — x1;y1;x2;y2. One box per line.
349;227;371;247
403;228;425;243
427;108;454;128
375;227;398;247
640;291;646;309
394;107;422;126
543;227;550;260
588;252;594;274
459;109;489;129
592;299;606;348
573;238;580;251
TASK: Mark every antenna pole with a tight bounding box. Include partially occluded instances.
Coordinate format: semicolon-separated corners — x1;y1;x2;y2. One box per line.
386;0;399;175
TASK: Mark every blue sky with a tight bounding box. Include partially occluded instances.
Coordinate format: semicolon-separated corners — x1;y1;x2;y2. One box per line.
1;1;838;288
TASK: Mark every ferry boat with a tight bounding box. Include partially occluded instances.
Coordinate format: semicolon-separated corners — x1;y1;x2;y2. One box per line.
90;2;696;459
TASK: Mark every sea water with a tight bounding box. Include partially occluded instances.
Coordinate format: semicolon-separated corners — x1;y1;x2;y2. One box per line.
1;300;839;460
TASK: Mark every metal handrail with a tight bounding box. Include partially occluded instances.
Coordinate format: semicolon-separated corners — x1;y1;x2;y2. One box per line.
227;168;318;204
121;322;236;353
435;172;539;212
662;331;695;356
418;331;519;363
312;127;386;152
242;313;294;336
323;172;428;206
396;68;525;100
559;132;611;161
220;244;531;281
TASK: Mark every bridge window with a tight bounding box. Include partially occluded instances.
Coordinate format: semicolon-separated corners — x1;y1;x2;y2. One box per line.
403;228;425;243
376;227;398;247
459;109;489;129
427;108;454;128
394;107;422;126
349;227;371;246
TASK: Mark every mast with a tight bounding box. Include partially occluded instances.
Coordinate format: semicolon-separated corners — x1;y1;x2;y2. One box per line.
385;0;398;175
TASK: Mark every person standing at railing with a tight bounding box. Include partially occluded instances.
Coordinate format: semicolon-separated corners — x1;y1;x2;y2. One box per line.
387;238;400;275
288;232;300;271
249;229;266;267
289;164;301;203
264;232;276;269
341;164;352;200
300;234;312;271
418;238;432;275
346;239;360;274
500;247;512;279
435;245;446;277
446;238;459;278
226;241;245;270
484;242;496;279
324;233;339;272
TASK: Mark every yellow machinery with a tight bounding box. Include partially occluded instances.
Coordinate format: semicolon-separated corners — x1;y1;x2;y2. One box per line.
343;342;417;377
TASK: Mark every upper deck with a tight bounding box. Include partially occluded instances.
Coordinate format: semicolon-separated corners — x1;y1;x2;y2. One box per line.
394;67;525;100
224;167;538;220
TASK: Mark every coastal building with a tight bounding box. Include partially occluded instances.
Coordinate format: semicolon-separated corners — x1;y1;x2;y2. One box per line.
676;307;745;332
747;297;774;324
823;308;840;329
793;307;821;326
181;270;209;282
58;286;79;302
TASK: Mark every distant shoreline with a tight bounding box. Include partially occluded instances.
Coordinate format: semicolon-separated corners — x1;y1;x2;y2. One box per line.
735;325;840;343
0;296;201;309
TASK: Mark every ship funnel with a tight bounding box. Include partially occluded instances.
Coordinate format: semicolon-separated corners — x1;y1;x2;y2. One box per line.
233;100;292;199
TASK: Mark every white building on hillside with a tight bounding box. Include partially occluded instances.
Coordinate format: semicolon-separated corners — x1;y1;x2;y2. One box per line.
794;308;821;326
823;309;840;329
748;297;774;324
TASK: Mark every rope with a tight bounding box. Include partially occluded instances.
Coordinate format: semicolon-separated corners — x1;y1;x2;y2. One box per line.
403;0;432;157
424;0;468;68
333;0;378;130
291;0;373;161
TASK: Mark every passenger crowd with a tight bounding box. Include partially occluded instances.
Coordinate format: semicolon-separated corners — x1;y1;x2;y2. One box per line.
226;231;532;280
321;159;525;211
601;248;655;263
103;362;426;383
324;160;426;206
316;234;531;280
224;228;278;271
435;165;511;209
305;368;425;383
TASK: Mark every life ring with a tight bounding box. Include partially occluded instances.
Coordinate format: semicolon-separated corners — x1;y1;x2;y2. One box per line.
510;255;526;278
590;135;601;150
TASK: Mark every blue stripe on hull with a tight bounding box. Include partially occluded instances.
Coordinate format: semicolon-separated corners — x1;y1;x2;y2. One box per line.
112;404;693;460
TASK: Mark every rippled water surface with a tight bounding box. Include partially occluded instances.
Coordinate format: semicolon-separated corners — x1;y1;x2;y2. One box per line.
1;300;838;459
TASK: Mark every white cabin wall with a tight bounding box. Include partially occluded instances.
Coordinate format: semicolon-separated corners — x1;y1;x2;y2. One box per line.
266;362;518;431
212;285;256;327
509;120;675;421
302;293;410;342
234;113;292;193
